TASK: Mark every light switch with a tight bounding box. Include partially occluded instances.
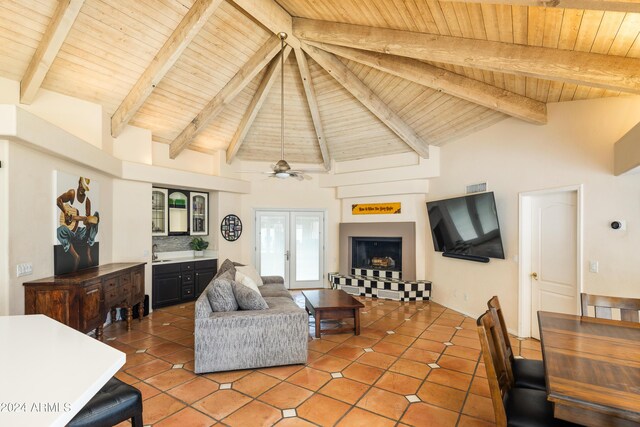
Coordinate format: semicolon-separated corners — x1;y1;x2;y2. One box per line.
589;261;599;273
17;263;33;277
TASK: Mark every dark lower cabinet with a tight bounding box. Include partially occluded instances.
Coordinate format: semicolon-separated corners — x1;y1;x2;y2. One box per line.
152;258;217;308
195;259;217;297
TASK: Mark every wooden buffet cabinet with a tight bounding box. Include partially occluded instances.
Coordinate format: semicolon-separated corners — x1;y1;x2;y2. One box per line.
23;262;145;340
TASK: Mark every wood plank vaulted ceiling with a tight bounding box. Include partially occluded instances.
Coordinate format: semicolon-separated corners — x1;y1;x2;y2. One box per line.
2;0;639;167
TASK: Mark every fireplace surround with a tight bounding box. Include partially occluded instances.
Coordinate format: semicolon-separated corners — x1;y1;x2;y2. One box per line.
339;222;416;280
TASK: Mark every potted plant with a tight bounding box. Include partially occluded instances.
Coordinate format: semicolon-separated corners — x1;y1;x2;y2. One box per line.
189;237;209;257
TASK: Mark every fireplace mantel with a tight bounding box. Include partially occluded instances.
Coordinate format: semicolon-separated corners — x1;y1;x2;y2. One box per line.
339;222;416;281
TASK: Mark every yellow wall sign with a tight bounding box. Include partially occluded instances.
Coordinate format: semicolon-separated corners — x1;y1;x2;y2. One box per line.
352;202;401;215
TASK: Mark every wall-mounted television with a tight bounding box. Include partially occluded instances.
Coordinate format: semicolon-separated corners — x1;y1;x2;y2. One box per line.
426;192;505;262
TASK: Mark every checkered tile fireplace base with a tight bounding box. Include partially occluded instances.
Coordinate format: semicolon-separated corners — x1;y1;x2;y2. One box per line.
328;269;431;301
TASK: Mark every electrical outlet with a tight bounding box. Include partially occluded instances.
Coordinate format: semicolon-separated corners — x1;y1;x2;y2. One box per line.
16;263;33;277
589;261;599;273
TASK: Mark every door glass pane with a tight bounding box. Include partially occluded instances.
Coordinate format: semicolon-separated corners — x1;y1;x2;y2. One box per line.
192;195;206;233
259;214;286;277
295;215;320;281
152;190;166;234
169;191;188;233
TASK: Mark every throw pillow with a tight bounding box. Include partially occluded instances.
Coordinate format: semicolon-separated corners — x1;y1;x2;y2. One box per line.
235;270;260;293
214;258;236;280
231;280;268;310
236;265;264;287
206;271;238;312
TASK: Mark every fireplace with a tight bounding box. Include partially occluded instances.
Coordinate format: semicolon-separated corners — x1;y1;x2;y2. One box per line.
351;237;402;272
339;222;416;280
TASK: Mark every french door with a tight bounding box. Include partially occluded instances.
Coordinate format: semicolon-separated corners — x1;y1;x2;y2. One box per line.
255;210;324;289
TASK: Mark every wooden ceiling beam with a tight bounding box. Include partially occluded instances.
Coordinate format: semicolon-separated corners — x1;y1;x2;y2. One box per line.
307;42;547;125
226;46;292;164
169;35;282;158
230;0;301;49
302;42;430;158
20;0;85;104
111;0;224;137
437;0;640;13
294;47;331;170
294;18;640;94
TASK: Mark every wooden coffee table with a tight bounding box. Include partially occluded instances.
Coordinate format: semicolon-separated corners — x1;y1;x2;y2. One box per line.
303;290;365;338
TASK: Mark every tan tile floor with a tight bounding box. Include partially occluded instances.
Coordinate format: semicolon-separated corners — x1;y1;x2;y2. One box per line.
107;292;542;427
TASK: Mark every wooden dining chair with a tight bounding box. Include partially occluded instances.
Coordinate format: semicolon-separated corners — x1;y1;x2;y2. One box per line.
487;296;546;391
477;310;579;427
580;293;640;322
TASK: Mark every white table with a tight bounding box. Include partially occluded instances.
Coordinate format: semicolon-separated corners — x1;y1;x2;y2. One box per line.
0;315;125;427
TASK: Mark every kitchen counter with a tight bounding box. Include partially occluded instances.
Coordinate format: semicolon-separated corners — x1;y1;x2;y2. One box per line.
152;250;218;265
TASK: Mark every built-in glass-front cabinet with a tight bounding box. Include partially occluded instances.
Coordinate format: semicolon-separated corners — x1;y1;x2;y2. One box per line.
168;190;189;235
152;188;168;236
190;192;208;235
152;187;208;236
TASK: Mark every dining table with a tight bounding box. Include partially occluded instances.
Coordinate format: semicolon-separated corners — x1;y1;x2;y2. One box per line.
0;314;125;427
538;311;640;427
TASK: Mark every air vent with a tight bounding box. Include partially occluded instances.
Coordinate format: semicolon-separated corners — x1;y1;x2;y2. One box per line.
466;182;488;194
377;289;402;301
341;285;361;296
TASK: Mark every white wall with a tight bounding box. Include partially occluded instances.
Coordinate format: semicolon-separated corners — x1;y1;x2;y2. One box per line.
221;167;342;285
427;95;640;333
341;194;429;279
112;179;153;296
152;142;217;175
0;140;10;315
0;77;104;149
7;142;114;315
215;191;244;263
0;76;246;314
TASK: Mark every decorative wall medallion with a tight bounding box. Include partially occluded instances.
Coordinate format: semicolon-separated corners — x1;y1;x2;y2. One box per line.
221;214;242;241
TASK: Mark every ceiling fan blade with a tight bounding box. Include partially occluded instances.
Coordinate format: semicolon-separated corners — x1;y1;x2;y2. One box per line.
289;169;325;174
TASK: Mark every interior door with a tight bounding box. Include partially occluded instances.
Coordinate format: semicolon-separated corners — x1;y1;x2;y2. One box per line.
530;191;578;339
256;210;324;289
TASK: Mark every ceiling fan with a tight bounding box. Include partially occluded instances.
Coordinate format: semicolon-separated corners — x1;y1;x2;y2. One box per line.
267;32;311;181
238;32;315;181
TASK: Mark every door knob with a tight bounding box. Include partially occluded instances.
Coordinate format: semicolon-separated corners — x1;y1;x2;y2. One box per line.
531;272;538;280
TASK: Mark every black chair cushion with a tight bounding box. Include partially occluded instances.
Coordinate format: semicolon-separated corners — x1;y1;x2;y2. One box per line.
513;358;546;391
504;388;580;427
67;377;142;427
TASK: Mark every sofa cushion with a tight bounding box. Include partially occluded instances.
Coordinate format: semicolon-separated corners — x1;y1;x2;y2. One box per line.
236;265;264;287
214;259;236;280
232;280;268;310
263;296;300;310
259;283;293;299
206;271;238;312
261;276;284;285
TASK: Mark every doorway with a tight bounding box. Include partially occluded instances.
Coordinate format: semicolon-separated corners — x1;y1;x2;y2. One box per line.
519;186;583;338
255;210;325;289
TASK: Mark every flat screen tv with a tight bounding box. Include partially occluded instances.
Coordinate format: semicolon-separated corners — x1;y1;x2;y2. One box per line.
427;192;505;261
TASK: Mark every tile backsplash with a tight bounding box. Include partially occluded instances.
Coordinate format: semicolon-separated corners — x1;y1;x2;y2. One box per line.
153;236;200;252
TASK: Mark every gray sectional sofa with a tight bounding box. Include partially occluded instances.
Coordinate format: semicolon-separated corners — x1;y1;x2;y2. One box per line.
194;274;308;374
